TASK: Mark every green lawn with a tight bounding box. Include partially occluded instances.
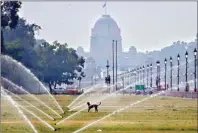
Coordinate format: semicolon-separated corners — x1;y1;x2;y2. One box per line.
1;94;197;133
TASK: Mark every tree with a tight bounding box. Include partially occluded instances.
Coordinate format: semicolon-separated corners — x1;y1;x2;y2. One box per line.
4;39;24;61
3;18;41;69
1;1;22;53
1;2;86;93
36;41;85;93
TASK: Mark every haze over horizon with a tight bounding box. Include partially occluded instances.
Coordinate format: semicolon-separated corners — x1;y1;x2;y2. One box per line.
19;1;197;53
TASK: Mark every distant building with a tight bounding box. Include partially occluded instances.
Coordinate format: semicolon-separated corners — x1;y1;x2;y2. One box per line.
76;46;85;57
84;57;97;80
128;46;137;55
76;47;90;58
90;14;122;67
76;14;140;69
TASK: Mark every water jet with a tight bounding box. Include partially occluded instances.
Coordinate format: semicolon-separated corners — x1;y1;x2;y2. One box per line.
18;104;56;131
3;88;55;120
1;55;64;113
2;89;39;133
1;77;62;118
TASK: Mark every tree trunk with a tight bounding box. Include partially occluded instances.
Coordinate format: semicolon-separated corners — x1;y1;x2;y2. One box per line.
54;82;57;89
156;77;158;88
48;83;52;94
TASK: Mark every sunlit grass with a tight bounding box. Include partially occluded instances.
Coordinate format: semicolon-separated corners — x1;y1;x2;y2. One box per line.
1;95;197;133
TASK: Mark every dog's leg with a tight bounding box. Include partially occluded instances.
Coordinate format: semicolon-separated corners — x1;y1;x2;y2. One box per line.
95;106;98;112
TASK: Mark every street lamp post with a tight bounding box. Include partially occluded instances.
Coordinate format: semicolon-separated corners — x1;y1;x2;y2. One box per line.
131;70;133;84
159;61;161;89
129;72;131;87
106;60;110;78
156;61;160;89
150;64;152;87
170;56;173;90
122;76;124;95
147;64;149;87
194;48;197;92
156;61;158;88
128;71;130;85
112;40;115;86
143;66;145;85
136;68;140;82
129;71;131;85
177;54;180;91
134;69;137;85
115;40;118;91
125;72;127;85
105;60;110;93
197;33;198;93
132;70;135;85
164;58;167;90
185;51;188;92
140;67;142;84
128;72;130;85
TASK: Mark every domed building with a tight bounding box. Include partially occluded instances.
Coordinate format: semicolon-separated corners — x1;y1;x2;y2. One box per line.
76;46;85;57
90;14;122;67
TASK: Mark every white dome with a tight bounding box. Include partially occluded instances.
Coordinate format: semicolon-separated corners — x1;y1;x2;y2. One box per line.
94;15;119;29
92;15;120;36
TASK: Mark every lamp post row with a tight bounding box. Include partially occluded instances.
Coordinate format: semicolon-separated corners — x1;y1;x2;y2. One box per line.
105;40;197;93
106;48;197;92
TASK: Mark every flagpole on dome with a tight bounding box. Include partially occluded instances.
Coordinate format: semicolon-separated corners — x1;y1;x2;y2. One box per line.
102;1;107;15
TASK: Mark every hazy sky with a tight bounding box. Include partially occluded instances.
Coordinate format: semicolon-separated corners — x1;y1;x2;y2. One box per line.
19;1;197;52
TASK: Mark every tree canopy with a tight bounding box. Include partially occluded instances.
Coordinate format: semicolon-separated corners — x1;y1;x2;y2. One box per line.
1;1;86;93
35;41;85;92
1;1;22;53
3;18;41;68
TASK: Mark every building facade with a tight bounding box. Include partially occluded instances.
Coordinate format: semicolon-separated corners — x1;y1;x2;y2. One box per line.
76;14;143;70
90;14;122;66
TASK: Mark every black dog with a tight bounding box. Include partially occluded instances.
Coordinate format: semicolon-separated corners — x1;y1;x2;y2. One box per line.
87;102;101;112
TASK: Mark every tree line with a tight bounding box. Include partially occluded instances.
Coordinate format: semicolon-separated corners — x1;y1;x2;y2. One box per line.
1;1;85;93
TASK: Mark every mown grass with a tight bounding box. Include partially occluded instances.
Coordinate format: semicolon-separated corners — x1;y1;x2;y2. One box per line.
1;94;197;133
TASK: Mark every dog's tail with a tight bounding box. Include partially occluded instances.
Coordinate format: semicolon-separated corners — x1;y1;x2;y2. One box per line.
98;102;101;106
